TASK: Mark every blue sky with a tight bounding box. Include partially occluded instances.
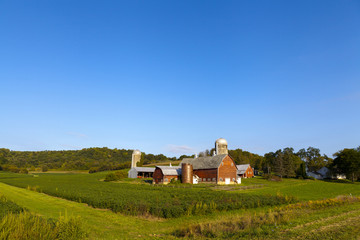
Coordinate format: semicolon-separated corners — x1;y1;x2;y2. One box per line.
1;0;359;157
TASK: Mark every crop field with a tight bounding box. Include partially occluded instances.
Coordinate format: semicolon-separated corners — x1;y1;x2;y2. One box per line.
0;172;295;218
0;171;360;239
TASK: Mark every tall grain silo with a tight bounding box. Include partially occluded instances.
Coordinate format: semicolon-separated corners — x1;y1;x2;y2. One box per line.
181;163;193;184
215;138;228;155
131;150;141;168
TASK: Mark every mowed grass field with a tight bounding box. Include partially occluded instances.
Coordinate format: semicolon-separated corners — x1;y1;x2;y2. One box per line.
0;172;359;239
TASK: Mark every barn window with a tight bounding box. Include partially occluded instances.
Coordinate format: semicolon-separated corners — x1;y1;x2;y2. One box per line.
198;178;202;182
220;178;223;181
212;178;216;182
232;178;235;182
231;163;233;166
164;178;168;182
221;162;224;166
203;178;206;182
207;178;211;182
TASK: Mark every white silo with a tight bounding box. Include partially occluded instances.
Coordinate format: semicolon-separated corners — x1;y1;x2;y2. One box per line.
215;138;228;155
131;150;141;168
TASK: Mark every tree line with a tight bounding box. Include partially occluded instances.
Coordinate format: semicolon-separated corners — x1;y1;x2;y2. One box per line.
0;147;176;173
1;146;359;181
198;146;360;181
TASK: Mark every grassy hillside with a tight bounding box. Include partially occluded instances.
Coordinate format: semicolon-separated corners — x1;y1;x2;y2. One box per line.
0;192;86;239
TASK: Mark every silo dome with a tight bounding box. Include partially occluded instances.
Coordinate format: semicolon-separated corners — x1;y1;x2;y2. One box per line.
132;150;141;155
216;138;228;145
215;138;228;155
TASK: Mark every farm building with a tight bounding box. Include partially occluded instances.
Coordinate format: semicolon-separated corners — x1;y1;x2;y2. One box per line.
181;153;238;184
156;138;237;185
153;165;181;184
128;150;155;178
151;138;249;185
131;150;141;167
128;167;155;178
307;167;346;180
236;164;254;178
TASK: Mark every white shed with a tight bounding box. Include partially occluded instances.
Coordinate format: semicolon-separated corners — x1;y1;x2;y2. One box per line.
128;167;155;178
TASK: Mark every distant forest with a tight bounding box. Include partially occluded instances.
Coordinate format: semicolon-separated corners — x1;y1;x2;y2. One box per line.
0;147;262;173
0;147;176;173
0;146;359;181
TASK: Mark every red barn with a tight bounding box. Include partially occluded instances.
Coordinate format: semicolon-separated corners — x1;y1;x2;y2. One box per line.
181;154;238;184
153;166;181;184
236;164;254;178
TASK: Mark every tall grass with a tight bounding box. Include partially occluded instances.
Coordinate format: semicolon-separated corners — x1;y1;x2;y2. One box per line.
173;195;360;238
0;194;86;240
0;212;86;240
0;195;24;218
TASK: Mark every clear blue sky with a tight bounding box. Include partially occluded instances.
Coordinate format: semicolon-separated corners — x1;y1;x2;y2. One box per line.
1;0;359;157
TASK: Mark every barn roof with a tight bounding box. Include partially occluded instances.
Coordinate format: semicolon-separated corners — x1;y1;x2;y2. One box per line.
156;166;181;176
131;167;155;173
180;154;228;170
236;164;250;174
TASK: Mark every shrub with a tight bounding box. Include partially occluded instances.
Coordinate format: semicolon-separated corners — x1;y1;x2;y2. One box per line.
88;167;100;173
19;168;28;174
263;174;282;181
3;165;20;173
104;173;117;182
104;171;127;182
114;171;127;179
169;178;181;184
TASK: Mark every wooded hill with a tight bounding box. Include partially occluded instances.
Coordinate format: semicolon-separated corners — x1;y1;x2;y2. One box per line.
0;147;262;173
0;148;176;173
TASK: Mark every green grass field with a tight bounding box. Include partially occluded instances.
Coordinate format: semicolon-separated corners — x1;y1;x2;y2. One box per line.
0;172;359;239
0;172;296;218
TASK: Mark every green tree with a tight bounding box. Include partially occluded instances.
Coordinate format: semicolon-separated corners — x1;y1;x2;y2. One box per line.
296;147;328;172
264;152;275;174
332;148;360;182
273;150;285;178
282;148;301;177
296;162;307;178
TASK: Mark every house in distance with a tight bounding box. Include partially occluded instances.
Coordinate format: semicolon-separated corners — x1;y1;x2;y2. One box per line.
236;164;254;178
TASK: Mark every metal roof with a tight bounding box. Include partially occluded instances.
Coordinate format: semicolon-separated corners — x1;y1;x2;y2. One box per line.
236;164;250;174
180;154;228;170
131;167;155;173
156;166;181;176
